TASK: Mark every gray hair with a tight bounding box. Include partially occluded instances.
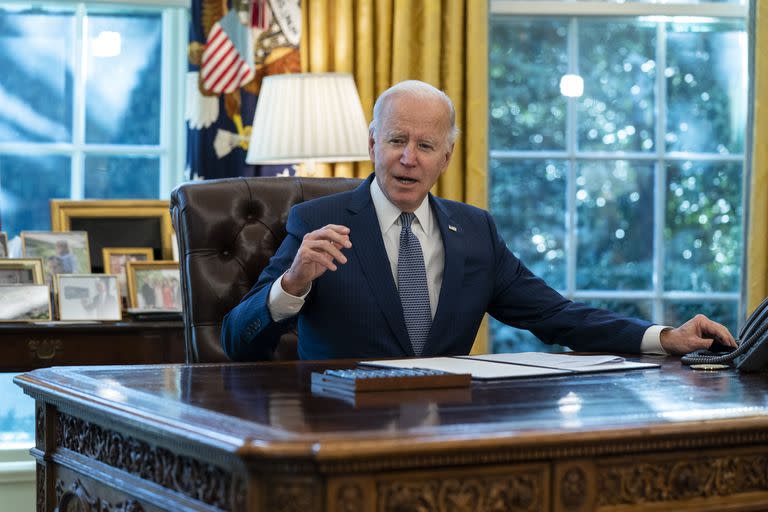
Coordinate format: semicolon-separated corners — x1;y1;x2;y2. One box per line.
369;80;459;146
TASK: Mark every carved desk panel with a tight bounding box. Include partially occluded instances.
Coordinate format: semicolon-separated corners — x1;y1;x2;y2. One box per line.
15;358;768;511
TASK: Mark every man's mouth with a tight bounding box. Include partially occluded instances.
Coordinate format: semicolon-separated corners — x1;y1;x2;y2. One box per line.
395;176;418;184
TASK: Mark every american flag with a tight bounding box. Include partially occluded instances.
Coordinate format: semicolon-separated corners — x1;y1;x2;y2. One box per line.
201;9;255;94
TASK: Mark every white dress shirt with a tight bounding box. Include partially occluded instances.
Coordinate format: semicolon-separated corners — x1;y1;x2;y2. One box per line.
267;178;667;354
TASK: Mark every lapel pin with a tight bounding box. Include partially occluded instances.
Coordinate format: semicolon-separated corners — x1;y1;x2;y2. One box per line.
448;225;457;232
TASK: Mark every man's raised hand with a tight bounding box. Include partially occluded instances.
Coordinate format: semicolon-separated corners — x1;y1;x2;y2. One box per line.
281;224;352;296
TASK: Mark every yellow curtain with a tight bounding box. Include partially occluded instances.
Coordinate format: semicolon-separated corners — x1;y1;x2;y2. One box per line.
748;1;768;314
300;0;489;352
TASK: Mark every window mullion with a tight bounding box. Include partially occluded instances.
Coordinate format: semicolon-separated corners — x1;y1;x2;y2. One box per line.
71;3;87;200
566;17;579;299
652;21;668;324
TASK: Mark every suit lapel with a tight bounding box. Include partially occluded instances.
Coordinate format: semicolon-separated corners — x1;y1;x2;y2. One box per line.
427;197;465;354
346;177;414;356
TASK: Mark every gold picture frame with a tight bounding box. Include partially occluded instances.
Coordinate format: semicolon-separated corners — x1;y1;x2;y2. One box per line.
56;274;122;321
126;261;181;311
21;231;91;284
50;199;174;271
0;258;45;285
103;247;155;299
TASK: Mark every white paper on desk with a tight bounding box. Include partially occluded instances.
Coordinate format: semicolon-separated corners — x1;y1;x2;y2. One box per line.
459;352;659;372
361;357;571;380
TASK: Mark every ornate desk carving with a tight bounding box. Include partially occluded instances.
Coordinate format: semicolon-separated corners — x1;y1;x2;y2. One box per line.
15;358;768;511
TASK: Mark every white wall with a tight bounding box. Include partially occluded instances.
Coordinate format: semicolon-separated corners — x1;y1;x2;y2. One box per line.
0;447;35;512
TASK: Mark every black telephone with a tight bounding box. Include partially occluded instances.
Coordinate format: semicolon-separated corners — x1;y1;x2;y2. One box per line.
681;297;768;371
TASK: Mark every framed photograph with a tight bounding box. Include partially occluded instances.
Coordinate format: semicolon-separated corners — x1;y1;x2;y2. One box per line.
0;284;52;321
0;232;7;258
102;247;154;299
126;261;182;311
0;258;45;284
56;274;121;321
21;231;91;284
50;199;173;273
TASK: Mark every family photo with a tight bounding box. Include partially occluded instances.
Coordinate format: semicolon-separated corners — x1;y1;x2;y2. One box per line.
21;231;90;284
127;262;182;311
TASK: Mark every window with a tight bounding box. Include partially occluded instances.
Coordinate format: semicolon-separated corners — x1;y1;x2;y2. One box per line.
0;1;187;239
489;1;748;352
0;0;187;451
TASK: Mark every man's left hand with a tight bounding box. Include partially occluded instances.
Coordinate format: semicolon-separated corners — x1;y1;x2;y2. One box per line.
660;314;737;355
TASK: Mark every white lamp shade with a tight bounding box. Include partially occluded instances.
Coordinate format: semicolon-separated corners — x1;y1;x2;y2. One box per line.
246;73;370;164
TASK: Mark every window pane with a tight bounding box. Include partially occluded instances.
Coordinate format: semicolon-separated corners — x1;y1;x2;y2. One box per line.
490;319;567;354
490;158;567;289
576;160;654;290
0;154;71;237
84;155;159;198
490;18;567;150
583;299;652;321
664;161;742;292
85;13;162;145
0;373;34;447
0;7;74;143
664;300;738;335
578;19;656;152
665;20;747;154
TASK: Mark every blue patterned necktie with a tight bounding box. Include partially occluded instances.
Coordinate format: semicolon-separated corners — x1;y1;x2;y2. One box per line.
398;212;431;356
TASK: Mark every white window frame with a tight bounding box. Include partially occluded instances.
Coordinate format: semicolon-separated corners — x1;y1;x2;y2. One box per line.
489;1;750;327
0;0;188;200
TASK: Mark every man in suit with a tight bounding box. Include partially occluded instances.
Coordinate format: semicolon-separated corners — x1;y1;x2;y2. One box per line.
222;80;736;361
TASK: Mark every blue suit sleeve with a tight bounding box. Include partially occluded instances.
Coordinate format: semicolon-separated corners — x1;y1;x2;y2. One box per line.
485;212;651;354
220;208;309;360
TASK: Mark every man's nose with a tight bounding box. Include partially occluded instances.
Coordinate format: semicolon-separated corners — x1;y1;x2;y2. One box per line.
400;144;417;166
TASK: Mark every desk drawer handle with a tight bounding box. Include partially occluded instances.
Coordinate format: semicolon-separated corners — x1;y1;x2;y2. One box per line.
28;339;63;360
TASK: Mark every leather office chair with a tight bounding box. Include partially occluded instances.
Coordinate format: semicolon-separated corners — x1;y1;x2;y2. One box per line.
170;176;362;363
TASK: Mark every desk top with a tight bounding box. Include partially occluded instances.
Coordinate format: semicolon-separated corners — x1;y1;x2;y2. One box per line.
15;357;768;461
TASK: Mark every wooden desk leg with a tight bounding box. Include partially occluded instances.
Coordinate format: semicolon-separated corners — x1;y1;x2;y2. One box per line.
34;401;56;512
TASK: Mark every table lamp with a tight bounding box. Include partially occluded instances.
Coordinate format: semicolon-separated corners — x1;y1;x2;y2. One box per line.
245;72;370;175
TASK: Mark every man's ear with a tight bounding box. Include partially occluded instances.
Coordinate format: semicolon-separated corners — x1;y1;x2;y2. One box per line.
443;142;455;168
368;129;376;162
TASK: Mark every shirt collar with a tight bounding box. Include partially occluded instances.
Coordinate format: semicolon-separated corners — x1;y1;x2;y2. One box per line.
370;176;432;234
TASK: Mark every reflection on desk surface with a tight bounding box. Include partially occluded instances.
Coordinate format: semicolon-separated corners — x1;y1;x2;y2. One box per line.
14;357;767;444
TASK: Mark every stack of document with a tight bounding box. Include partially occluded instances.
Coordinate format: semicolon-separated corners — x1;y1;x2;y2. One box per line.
361;352;659;380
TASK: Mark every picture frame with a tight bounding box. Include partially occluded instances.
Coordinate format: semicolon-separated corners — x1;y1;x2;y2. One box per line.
126;261;182;311
50;199;174;273
0;258;45;285
102;247;154;299
21;231;91;285
0;284;52;322
0;232;7;258
56;274;121;321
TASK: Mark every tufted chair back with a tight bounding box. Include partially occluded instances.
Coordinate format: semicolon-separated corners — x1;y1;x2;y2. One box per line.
170;176;362;363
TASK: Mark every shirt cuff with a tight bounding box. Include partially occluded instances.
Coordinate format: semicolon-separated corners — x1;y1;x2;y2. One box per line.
640;324;671;355
267;271;311;322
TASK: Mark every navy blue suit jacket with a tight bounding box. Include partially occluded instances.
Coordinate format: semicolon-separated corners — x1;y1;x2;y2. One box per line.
221;175;652;360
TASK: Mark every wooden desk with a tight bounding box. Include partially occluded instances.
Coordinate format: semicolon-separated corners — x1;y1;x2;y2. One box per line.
15;358;768;512
1;321;185;372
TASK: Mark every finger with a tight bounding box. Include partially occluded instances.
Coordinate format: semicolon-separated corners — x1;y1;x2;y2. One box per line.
305;225;352;248
296;247;339;272
304;239;348;263
698;317;737;346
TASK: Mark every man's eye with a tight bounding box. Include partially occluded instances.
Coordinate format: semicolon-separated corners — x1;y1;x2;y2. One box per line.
389;138;405;145
419;143;434;151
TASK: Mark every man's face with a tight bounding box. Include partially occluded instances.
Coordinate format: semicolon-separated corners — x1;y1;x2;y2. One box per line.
369;94;454;212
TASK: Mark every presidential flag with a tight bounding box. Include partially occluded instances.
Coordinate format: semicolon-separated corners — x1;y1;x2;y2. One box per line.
201;9;255;94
